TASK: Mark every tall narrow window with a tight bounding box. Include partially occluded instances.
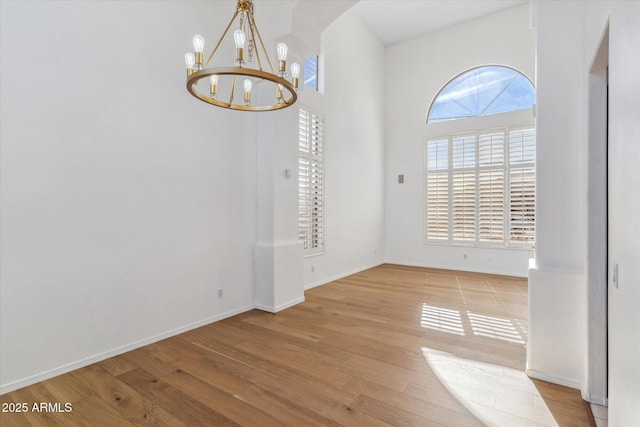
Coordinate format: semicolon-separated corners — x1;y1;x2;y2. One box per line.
299;108;324;253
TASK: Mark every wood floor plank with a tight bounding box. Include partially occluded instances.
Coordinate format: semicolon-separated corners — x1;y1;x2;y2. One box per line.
168;335;369;426
118;347;179;379
64;395;137;427
343;376;484;427
234;382;342;427
162;369;283;427
0;264;592;426
118;368;240;426
96;353;138;377
68;364;187;426
349;394;443;427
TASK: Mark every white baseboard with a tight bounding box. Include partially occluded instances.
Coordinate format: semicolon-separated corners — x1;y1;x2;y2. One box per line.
255;296;305;313
581;389;608;406
383;259;528;278
526;368;582;390
304;262;384;290
0;304;255;395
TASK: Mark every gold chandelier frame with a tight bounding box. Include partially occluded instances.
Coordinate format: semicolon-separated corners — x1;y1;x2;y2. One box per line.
185;0;298;112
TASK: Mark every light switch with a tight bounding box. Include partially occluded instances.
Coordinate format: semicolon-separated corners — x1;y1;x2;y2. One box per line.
398;174;404;184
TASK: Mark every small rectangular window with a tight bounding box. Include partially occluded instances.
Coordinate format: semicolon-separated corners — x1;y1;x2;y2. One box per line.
304;56;319;91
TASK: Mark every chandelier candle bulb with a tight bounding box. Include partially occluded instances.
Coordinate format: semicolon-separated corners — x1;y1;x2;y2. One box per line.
243;79;252;104
184;52;195;76
291;63;300;89
209;75;218;98
277;42;288;74
234;30;246;66
193;35;204;70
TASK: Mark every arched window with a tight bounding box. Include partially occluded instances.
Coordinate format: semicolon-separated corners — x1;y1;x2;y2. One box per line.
424;65;536;247
427;66;535;123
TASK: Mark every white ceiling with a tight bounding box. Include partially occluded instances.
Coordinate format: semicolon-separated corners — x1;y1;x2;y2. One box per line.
351;0;527;46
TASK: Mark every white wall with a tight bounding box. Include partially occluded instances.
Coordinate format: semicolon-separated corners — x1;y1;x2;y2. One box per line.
301;9;386;288
254;105;305;312
0;0;290;393
587;1;640;424
527;0;588;391
384;4;536;277
531;2;640;424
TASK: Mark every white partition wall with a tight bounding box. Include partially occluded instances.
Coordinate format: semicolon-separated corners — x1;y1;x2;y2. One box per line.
530;2;640;425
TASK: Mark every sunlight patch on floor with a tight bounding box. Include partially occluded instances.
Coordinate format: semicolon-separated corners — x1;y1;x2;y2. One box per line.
420;303;526;344
421;304;465;335
467;312;526;344
421;347;559;427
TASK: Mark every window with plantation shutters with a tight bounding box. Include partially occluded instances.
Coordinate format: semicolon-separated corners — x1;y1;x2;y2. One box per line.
425;126;535;247
298;108;324;254
508;129;535;243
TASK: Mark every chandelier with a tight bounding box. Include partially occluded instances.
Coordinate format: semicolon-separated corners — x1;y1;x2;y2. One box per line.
184;0;299;112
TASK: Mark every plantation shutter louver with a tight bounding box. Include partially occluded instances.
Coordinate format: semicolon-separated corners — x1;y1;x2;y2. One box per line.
298;109;324;253
298;157;310;244
452;136;476;241
508;128;535;243
425;126;535;247
426;140;449;239
478;132;505;242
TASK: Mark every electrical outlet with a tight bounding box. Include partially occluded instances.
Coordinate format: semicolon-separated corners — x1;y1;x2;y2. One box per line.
311;266;315;273
463;254;467;260
217;289;224;298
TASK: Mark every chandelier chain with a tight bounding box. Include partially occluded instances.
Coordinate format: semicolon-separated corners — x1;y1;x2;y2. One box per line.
248;13;275;74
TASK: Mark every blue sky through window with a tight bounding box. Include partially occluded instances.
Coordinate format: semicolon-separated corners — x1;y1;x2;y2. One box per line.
428;66;535;123
304;56;318;91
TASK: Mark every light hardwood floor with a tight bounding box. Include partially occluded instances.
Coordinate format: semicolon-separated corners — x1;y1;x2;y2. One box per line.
1;264;594;426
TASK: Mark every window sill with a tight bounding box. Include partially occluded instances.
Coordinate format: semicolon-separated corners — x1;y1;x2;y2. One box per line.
424;240;534;251
304;251;324;258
